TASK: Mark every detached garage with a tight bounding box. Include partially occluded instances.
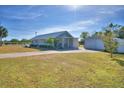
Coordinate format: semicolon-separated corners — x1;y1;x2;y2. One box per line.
116;38;124;53
84;37;124;53
84;37;105;51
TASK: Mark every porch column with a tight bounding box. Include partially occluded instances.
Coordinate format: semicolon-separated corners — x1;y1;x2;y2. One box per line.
62;38;64;48
52;39;54;47
67;38;70;48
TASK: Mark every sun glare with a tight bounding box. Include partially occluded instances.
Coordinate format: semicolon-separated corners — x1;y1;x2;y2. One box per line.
67;5;82;11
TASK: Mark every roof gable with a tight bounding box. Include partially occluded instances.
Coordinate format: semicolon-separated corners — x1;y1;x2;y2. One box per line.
56;31;73;38
32;31;73;40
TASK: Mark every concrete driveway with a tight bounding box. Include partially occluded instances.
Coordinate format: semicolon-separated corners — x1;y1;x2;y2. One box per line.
0;48;98;59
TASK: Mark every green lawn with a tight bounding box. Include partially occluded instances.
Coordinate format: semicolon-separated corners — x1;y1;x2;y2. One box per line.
0;52;124;87
0;45;39;53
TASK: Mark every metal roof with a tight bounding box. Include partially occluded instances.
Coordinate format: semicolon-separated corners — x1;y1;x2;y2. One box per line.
32;31;73;40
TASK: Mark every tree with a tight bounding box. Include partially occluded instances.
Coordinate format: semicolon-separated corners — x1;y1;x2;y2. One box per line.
47;38;60;48
20;39;31;44
112;24;122;38
102;23;119;58
0;25;8;46
10;39;20;44
47;38;54;47
3;40;9;45
80;32;89;44
92;31;104;38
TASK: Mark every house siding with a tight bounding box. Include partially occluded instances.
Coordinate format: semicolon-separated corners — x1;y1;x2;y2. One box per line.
72;38;79;49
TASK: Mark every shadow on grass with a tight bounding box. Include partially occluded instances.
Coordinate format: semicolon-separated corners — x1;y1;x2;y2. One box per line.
113;58;124;67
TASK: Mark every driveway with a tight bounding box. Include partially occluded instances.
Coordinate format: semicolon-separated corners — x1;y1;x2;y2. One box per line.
0;48;98;59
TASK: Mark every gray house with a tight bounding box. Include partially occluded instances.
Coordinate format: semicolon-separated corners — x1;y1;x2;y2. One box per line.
31;31;79;49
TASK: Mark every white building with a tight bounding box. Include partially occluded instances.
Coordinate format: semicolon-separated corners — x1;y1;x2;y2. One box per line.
115;38;124;53
84;37;105;51
84;37;124;53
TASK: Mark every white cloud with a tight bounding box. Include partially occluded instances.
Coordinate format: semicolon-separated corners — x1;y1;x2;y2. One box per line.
1;12;45;20
98;7;124;15
35;19;98;35
99;11;114;15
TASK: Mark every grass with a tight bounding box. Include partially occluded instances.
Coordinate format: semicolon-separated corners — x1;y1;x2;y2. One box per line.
79;44;84;48
0;52;124;87
0;45;39;53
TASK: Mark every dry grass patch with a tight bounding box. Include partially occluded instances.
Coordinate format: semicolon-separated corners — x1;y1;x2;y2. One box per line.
0;52;124;87
0;45;39;53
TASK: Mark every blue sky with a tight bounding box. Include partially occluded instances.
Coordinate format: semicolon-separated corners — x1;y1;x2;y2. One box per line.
0;5;124;40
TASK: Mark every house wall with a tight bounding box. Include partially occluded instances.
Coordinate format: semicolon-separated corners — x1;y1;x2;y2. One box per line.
72;38;79;49
60;38;78;49
32;38;79;49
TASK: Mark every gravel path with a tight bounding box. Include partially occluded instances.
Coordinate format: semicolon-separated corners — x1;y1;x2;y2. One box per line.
0;49;98;59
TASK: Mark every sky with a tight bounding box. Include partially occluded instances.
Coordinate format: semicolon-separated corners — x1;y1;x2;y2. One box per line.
0;5;124;40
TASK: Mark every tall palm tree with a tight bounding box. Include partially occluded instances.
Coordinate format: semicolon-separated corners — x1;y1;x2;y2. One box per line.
0;25;8;46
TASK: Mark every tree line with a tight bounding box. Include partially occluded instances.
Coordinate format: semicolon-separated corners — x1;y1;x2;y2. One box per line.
3;39;31;45
0;24;31;45
80;23;124;44
80;23;124;58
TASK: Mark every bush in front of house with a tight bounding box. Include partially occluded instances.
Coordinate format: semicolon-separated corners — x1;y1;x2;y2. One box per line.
30;44;54;49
